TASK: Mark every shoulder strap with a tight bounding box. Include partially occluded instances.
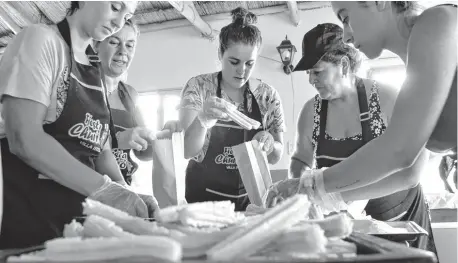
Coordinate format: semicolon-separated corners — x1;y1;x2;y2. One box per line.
356;78;373;143
316;98;328;156
118;82;145;127
57;19;117;148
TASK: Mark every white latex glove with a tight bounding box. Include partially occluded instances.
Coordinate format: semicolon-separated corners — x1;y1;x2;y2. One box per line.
299;168;348;214
89;175;148;218
253;131;275;154
197;97;232;129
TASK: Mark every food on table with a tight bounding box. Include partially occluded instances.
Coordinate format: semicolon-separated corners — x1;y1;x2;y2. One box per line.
63;219;84;238
206;194;312;261
82;199;173;237
257;223;328;256
9;196;358;262
82;215;133;238
8;236;182;262
298;213;354;238
224;103;261;130
353;219;409;234
154;200;245;228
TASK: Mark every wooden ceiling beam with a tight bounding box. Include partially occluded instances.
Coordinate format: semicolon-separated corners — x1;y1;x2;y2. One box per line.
168;1;216;40
141;1;330;34
286;1;301;26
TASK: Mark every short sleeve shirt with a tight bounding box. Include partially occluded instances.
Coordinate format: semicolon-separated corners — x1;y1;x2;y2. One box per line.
180;72;286;162
0;23;71;138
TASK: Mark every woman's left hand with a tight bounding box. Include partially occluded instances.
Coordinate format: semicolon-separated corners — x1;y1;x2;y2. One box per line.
253;131;274;154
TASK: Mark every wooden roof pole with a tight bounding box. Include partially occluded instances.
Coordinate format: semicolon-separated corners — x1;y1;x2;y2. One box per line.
168;1;216;40
286;1;301;27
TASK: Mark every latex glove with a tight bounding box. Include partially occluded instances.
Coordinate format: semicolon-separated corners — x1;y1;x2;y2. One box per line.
116;127;156;151
299;169;347;214
253;131;275;154
263;178;301;208
137;194;160;218
89;175;148;218
197;97;232;129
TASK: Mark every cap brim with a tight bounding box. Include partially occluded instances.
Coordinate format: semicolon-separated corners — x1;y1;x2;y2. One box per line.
292;55;319;72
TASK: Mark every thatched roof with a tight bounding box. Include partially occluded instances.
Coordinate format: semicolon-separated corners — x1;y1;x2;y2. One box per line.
0;1;331;51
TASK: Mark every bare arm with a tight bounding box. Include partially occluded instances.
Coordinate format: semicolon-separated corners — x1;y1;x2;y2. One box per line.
95;140;126;184
322;7;457;193
180;108;207;159
340;149;429;201
3;97;105;196
289;99;314;179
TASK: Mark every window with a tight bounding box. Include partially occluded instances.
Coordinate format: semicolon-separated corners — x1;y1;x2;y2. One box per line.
129;90;182;194
370;66;447;195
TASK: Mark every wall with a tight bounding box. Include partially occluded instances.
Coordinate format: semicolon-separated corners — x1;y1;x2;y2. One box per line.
128;7;342;172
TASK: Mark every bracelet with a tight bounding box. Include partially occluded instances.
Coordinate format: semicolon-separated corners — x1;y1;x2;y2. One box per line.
314;169;327;196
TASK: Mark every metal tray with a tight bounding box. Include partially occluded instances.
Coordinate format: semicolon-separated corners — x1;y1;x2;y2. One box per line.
0;233;437;263
353;220;429;242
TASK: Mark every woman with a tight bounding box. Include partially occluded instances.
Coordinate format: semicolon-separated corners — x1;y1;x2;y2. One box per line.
287;23;435;252
96;20;180;187
179;7;286;211
313;2;457;192
0;2;146;248
97;19;185;216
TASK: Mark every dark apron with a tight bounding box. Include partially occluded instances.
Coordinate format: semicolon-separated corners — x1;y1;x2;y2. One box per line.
315;78;437;255
0;19;114;249
110;83;139;185
185;72;263;211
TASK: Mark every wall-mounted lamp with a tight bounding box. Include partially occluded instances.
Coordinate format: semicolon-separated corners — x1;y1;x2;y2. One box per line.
276;35;297;75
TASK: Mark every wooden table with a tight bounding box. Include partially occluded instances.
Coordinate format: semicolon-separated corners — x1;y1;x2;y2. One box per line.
0;233;437;263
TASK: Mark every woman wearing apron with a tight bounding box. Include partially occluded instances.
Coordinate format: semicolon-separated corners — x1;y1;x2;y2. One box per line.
0;2;146;248
97;20;176;216
286;23;436;254
179;7;286;211
304;2;456;213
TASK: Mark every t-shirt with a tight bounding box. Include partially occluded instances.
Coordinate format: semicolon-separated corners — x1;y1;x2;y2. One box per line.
0;23;72;138
180;72;286;162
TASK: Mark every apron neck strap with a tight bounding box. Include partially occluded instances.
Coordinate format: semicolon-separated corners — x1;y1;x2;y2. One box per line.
56;19;118;149
216;71;251;113
57;19;72;48
317;77;373;145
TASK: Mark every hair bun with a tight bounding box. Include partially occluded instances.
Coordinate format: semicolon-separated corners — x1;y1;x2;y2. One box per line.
231;7;257;26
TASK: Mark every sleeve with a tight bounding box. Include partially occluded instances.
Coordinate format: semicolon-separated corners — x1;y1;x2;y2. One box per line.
179;76;204;112
0;25;59;107
266;88;286;134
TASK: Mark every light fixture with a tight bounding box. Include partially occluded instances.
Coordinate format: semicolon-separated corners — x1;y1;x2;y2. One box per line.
276;35;297;75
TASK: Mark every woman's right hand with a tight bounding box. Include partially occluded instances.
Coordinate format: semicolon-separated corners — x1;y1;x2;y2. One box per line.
89;175;148;218
197;97;233;128
117;127;156;151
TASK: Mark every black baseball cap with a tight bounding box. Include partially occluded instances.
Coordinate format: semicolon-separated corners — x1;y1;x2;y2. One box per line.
293;23;345;72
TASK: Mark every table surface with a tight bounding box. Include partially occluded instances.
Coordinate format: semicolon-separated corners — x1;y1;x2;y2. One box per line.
0;233;438;263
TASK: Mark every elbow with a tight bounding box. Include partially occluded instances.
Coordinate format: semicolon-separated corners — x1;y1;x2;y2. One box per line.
7;130;36;162
184;150;194;160
183;143;196;160
392;145;423;171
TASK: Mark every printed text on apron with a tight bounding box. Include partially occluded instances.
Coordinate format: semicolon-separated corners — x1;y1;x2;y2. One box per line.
0;19;112;248
185;72;263;211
